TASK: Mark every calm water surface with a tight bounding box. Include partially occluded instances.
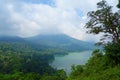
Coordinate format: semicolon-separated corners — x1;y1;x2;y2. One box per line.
51;50;92;74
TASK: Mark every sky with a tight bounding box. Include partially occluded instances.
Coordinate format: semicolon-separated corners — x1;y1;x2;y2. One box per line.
0;0;118;42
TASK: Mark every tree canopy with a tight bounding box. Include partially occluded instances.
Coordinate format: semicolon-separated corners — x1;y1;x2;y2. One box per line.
67;1;120;80
85;0;120;45
117;0;120;8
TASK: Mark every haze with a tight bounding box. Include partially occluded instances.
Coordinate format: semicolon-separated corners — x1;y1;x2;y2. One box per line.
0;0;117;42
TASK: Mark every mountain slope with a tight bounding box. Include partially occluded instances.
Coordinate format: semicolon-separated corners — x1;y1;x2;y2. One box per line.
26;34;97;52
0;36;25;42
0;36;51;52
0;34;97;53
0;36;67;55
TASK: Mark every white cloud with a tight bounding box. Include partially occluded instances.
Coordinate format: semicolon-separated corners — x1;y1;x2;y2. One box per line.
0;0;118;41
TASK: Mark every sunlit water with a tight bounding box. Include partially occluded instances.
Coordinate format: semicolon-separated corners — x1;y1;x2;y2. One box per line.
50;50;92;74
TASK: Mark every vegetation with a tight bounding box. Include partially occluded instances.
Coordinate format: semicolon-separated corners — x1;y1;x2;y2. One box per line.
0;0;120;80
67;0;120;80
26;34;97;52
85;0;120;45
0;42;67;80
117;0;120;8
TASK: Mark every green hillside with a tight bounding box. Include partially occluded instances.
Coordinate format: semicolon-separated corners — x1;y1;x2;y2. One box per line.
66;0;120;80
26;34;97;52
0;40;67;80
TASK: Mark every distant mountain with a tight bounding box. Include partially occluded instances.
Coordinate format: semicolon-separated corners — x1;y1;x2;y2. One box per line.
0;36;25;42
0;36;49;52
0;34;98;53
26;34;97;52
0;36;68;55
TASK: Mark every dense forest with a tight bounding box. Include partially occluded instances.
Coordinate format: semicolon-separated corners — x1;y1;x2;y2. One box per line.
67;0;120;80
0;41;67;80
0;0;120;80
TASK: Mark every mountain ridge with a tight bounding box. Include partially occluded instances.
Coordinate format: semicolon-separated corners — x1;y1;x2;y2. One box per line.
0;34;97;52
26;34;97;52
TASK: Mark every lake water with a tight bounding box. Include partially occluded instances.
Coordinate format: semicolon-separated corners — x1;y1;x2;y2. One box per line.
51;50;92;74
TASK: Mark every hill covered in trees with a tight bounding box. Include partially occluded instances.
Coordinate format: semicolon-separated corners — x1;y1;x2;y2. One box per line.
0;34;97;55
0;0;120;80
0;40;67;80
67;0;120;80
26;34;97;52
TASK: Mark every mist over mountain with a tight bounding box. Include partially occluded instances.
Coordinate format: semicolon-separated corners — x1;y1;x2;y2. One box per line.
26;34;97;52
0;34;97;52
0;36;25;42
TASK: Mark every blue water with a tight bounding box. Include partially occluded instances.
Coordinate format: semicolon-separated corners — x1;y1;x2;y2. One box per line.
51;50;92;74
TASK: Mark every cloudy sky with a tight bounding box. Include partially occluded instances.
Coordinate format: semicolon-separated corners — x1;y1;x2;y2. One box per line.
0;0;118;42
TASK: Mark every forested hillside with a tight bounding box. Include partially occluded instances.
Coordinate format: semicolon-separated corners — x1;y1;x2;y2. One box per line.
67;0;120;80
0;0;120;80
0;41;67;80
26;34;97;52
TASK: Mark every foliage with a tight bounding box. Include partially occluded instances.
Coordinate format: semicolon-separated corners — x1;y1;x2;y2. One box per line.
67;49;120;80
117;0;120;8
67;0;120;80
0;42;67;80
41;69;67;80
104;43;120;65
70;65;84;78
1;0;120;80
85;0;120;44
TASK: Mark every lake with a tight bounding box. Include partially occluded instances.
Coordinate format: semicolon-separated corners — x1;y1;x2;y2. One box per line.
51;50;93;74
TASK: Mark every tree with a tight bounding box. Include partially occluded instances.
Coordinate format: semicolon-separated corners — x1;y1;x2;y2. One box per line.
117;0;120;8
105;43;120;65
85;0;120;45
70;65;84;78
